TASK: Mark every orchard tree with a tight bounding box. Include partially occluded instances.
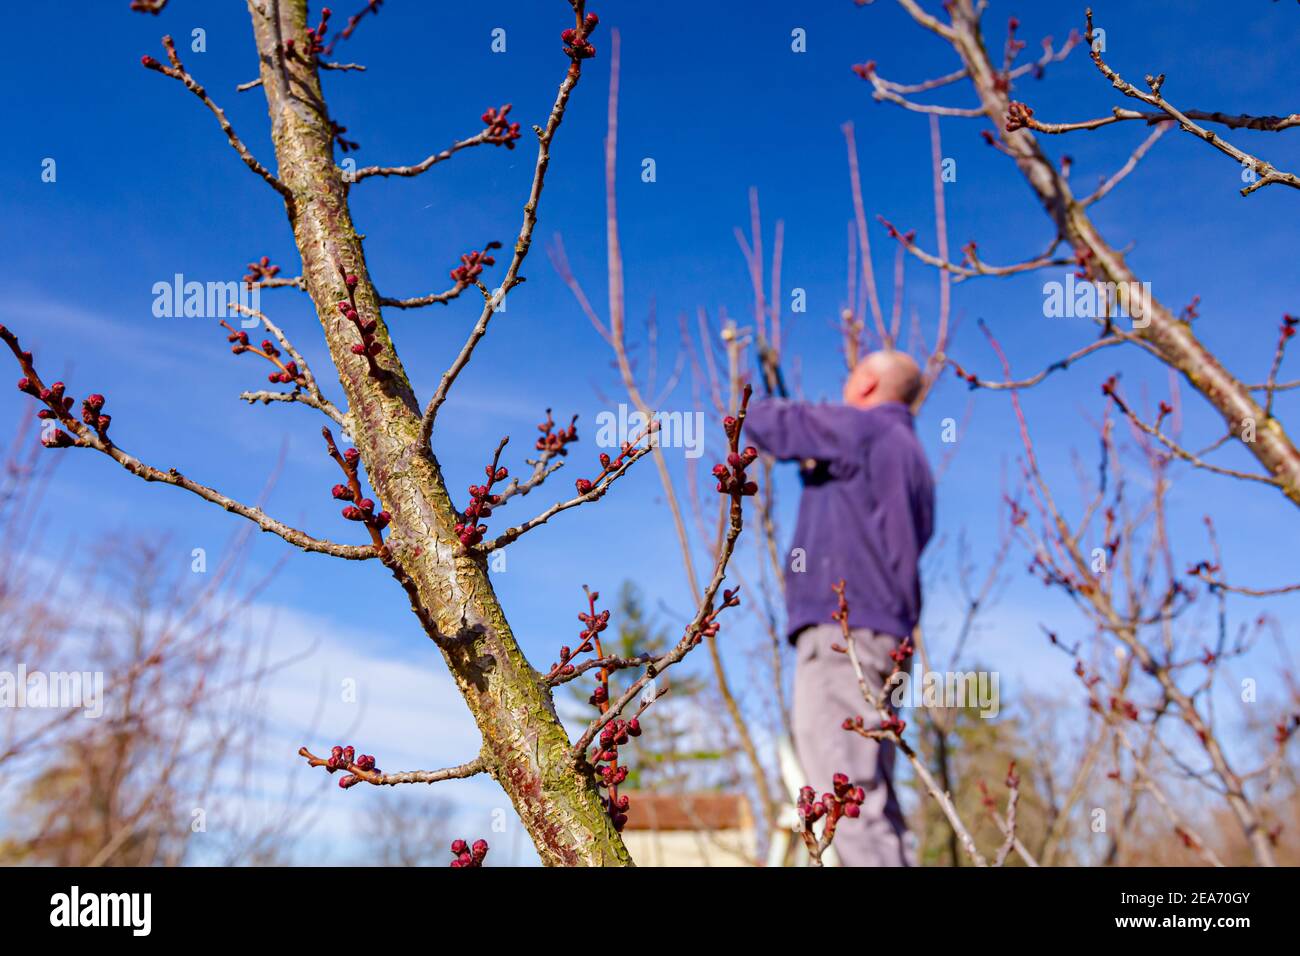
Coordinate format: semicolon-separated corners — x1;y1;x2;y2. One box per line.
5;0;759;866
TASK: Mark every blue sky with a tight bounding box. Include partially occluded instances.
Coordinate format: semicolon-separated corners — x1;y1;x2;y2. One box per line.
2;0;1299;864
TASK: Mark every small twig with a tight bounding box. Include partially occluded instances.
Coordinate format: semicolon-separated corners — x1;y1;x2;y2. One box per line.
352;117;520;182
1082;122;1171;205
299;746;484;787
141;35;294;204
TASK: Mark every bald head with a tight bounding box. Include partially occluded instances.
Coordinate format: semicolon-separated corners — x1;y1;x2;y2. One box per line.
843;350;923;409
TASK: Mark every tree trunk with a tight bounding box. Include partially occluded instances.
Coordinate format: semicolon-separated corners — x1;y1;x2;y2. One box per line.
246;0;632;867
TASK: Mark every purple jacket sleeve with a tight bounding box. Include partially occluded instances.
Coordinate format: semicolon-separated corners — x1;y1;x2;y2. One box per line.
745;399;847;463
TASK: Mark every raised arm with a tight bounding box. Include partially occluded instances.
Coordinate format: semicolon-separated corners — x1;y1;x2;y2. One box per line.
745;398;848;463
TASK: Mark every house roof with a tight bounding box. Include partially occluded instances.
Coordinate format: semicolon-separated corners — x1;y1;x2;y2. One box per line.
620;791;754;832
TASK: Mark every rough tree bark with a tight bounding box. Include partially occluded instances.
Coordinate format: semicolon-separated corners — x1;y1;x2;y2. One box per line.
246;0;631;866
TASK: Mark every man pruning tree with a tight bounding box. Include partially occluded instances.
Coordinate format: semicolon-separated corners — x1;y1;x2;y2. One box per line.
746;350;935;866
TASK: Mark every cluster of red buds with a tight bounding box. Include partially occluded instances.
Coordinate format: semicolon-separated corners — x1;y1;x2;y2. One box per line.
139;36;198;83
305;6;332;57
1281;313;1298;342
220;320;307;388
260;340;299;384
129;0;167;14
330;120;360;154
79;393;111;441
450;243;502;288
1274;713;1300;746
889;637;914;667
449;838;488;868
323;427;391;549
1074;660;1102;688
4;326;111;448
594;714;641;831
548;587;610;679
948;357;981;388
330;0;383;53
993;17;1027;92
799;773;866;826
1006;18;1026;54
1005;494;1028;526
572;422;658;496
796;773;865;863
573;588;643;832
333;463;390;528
24;381;69;428
561;11;599;60
878;215;917;245
321;744;380;789
851;60;876;80
690;587;740;648
336;268;385;379
844;713;899;738
978;762;1021;812
1004;100;1035;132
1074;243;1096;280
1108;696;1141;721
456;442;508;549
712;445;758;497
481;105;522;148
535;408;579;455
713;386;758;501
243;255;281;286
1179;295;1201;322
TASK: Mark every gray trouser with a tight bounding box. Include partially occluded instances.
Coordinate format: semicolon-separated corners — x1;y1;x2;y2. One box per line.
792;623;914;867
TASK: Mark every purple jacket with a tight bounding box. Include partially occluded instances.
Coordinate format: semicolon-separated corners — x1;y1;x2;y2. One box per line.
745;399;935;642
